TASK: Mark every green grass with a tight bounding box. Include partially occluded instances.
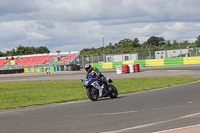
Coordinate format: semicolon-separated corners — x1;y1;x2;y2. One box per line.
0;77;200;110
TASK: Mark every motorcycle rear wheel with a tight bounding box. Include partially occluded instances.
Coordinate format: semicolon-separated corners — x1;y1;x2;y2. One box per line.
86;87;99;101
108;85;118;98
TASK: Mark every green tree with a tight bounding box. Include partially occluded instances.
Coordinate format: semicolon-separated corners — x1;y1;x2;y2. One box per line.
36;46;50;54
6;49;16;56
56;50;61;54
147;36;165;46
0;51;5;57
195;35;200;47
5;45;50;56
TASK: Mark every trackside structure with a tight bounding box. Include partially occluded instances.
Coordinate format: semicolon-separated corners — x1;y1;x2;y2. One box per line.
0;51;80;74
105;53;138;62
91;56;200;69
1;49;200;74
155;48;189;59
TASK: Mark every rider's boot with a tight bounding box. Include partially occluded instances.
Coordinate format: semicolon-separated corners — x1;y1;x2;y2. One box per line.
101;84;107;93
101;84;108;97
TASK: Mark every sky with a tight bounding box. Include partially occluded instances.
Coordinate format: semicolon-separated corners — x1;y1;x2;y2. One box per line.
0;0;200;53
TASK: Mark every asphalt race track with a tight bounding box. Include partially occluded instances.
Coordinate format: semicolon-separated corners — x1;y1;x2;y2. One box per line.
1;64;200;133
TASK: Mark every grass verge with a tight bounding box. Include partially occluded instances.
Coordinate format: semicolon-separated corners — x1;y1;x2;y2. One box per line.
0;76;200;110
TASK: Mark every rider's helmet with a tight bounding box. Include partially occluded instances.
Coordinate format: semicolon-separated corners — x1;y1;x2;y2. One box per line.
85;63;92;72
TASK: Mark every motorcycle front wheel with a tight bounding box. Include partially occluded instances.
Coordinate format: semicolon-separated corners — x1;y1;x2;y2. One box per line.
108;85;118;98
86;87;99;101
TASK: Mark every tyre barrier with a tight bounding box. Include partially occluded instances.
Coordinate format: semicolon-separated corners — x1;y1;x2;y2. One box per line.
134;63;140;72
0;64;80;75
122;64;129;74
128;64;134;73
56;64;80;71
0;69;24;74
115;63;140;74
116;65;123;74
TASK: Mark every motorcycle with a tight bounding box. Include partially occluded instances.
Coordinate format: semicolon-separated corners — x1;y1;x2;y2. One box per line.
80;76;118;101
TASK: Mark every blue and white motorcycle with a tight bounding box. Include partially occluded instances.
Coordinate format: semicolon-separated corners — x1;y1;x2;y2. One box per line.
81;76;118;101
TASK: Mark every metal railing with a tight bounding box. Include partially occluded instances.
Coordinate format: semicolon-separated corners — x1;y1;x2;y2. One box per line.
0;47;199;72
79;47;199;68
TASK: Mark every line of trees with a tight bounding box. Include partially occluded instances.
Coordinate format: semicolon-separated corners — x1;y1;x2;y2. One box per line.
0;45;50;57
80;36;200;57
1;35;200;57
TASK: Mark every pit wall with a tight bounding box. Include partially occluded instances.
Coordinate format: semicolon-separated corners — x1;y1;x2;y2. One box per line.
22;56;200;73
23;65;80;73
91;56;200;69
24;66;56;73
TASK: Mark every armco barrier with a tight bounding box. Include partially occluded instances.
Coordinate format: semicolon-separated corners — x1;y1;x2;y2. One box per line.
54;66;57;71
2;64;80;75
145;59;164;67
24;68;28;73
102;62;113;69
112;61;123;69
36;68;40;72
134;60;145;67
43;67;47;72
31;68;34;73
40;67;43;72
5;56;200;74
46;66;51;72
183;56;200;64
58;65;63;71
164;58;183;65
51;67;54;72
57;66;60;71
0;69;24;74
55;65;80;71
28;68;31;73
92;63;102;69
123;61;134;65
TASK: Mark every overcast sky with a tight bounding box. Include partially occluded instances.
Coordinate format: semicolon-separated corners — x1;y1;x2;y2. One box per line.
0;0;200;53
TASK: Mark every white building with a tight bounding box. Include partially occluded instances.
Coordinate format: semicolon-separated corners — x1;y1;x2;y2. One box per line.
106;53;138;62
155;48;189;59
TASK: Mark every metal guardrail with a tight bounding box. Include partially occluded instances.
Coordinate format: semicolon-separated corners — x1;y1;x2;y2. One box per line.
0;48;199;71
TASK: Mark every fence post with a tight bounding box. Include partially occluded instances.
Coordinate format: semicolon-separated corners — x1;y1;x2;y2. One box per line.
90;54;94;63
81;56;84;69
121;52;123;61
96;54;99;63
148;48;151;59
165;49;168;58
194;45;198;56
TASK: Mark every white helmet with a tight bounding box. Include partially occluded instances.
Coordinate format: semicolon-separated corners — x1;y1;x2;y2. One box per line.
85;63;92;72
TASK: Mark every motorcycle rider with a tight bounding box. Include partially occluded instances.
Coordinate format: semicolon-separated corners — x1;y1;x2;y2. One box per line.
84;63;108;89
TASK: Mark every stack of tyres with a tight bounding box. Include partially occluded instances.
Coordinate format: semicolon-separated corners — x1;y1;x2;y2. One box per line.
116;65;123;74
122;64;129;74
128;64;134;73
134;63;140;72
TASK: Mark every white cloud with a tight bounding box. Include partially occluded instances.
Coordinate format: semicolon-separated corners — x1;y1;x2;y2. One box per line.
165;22;185;30
0;0;200;52
27;32;51;40
0;21;27;41
131;23;160;34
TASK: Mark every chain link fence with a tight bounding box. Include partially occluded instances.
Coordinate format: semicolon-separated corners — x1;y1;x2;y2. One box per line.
79;47;200;68
0;47;199;73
